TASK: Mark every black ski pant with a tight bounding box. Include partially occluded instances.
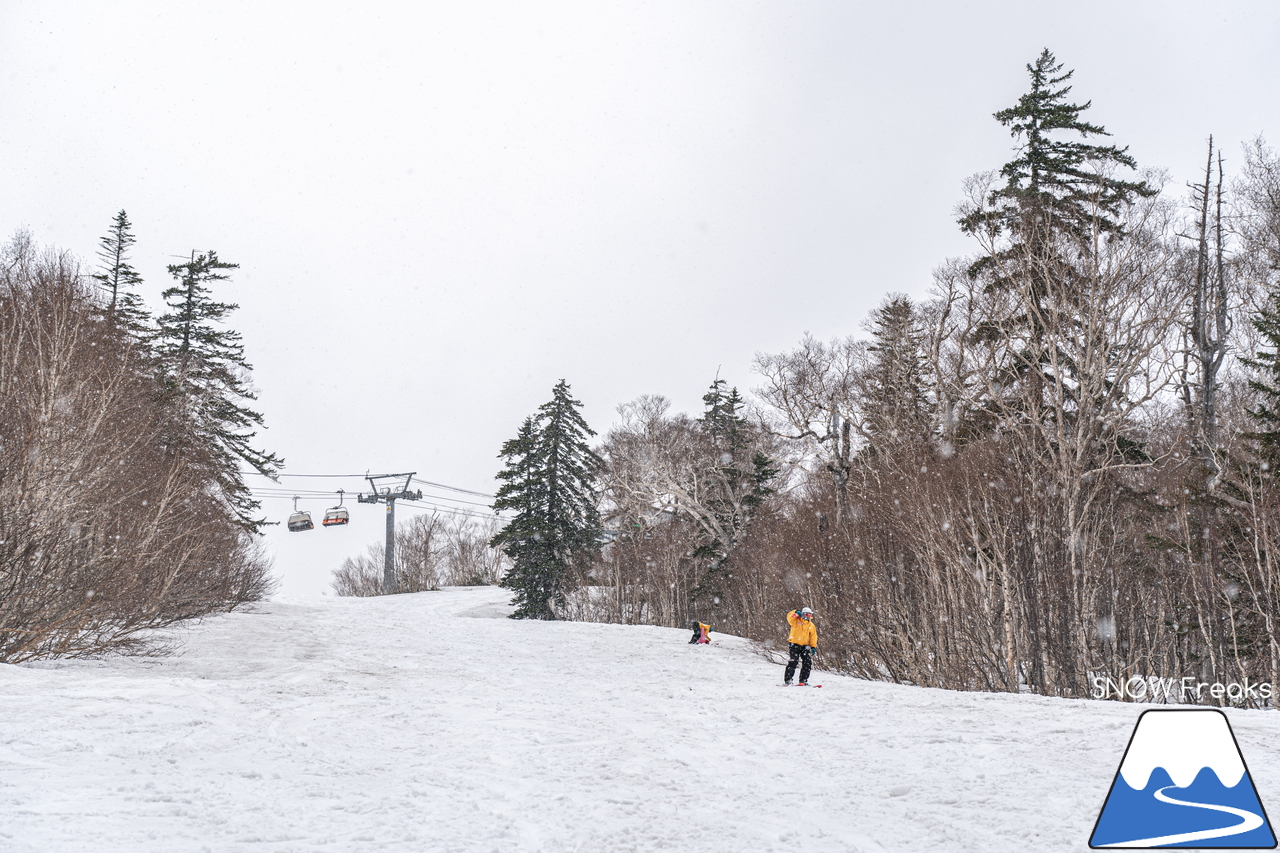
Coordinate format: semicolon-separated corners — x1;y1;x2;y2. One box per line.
784;643;813;684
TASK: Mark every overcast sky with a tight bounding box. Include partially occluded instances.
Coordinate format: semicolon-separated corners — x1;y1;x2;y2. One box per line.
3;1;1278;595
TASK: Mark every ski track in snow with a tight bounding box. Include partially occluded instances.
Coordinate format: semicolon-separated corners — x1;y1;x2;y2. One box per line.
3;587;1280;852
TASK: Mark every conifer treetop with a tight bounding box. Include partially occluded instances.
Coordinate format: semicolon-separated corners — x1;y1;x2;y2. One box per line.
159;251;242;364
91;209;150;334
536;379;603;555
491;380;602;619
962;49;1154;245
154;249;282;531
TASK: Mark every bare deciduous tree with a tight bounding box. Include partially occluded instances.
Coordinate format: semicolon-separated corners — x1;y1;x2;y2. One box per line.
331;514;509;596
0;234;274;663
753;337;863;524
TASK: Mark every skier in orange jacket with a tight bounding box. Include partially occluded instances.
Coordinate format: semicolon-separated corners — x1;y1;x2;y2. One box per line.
784;607;817;685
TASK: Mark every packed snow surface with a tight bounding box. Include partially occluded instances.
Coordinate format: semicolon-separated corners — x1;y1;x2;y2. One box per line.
4;586;1280;852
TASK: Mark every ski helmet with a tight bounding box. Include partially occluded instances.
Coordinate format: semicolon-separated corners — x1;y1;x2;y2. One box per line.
801;606;814;616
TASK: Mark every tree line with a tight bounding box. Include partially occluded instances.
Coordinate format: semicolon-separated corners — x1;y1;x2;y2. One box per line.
491;50;1280;705
331;512;509;596
0;215;280;662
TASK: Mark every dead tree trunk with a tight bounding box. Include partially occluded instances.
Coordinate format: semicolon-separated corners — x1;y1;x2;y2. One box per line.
1189;136;1230;473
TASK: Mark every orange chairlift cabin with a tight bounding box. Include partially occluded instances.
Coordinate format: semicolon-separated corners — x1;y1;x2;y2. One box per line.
323;490;350;527
287;495;314;532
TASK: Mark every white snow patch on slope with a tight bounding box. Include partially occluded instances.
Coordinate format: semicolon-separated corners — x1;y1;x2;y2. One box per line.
2;586;1279;852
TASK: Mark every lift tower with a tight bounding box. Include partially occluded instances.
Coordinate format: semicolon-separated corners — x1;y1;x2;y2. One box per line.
357;473;423;594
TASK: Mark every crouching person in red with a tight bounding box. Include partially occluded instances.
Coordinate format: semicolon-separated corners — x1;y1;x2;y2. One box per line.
688;621;711;644
784;606;817;685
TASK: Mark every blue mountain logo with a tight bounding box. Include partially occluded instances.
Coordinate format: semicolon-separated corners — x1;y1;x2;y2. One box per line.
1091;709;1276;848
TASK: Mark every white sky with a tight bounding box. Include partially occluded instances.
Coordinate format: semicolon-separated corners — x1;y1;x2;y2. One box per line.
3;1;1278;595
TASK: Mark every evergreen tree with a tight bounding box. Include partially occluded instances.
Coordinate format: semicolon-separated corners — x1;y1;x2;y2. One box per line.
700;379;777;524
959;49;1155;421
91;210;151;336
490;417;550;616
1241;140;1280;472
491;381;602;619
961;49;1153;255
864;295;931;451
537;380;604;565
154;250;282;531
1244;285;1280;474
693;379;778;598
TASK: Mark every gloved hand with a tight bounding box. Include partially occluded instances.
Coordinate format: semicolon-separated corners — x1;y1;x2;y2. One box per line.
809;646;818;656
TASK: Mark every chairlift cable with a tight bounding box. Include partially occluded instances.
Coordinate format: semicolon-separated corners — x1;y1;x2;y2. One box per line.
409;477;494;499
239;471;368;479
252;491;507;520
240;470;495;499
250;487;496;509
397;500;506;521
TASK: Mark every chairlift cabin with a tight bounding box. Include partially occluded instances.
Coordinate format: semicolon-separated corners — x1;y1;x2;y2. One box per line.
288;511;314;532
323;490;349;527
287;496;314;532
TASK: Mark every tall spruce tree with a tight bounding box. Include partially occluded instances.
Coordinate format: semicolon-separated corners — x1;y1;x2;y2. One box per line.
693;379;778;598
490;381;602;619
1240;140;1280;473
864;295;931;452
1244;285;1280;474
961;49;1153;254
490;416;550;614
91;210;151;336
959;49;1154;420
700;379;777;529
155;250;282;532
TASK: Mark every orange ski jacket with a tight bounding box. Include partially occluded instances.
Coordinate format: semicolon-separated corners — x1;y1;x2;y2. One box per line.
787;610;817;647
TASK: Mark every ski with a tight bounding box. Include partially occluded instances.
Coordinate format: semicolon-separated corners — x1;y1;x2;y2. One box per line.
780;683;822;688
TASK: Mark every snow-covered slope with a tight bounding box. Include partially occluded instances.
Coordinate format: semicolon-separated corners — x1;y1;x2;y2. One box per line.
3;587;1280;852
